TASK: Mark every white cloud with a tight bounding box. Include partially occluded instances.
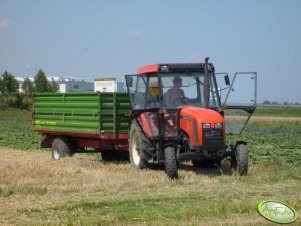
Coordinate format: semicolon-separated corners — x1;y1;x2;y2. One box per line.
0;19;11;29
128;29;144;37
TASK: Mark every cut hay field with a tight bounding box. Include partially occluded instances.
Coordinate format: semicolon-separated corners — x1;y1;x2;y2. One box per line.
0;107;300;225
0;147;300;225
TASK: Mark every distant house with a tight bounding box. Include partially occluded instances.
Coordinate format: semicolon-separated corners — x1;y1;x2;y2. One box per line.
94;78;125;92
15;75;93;93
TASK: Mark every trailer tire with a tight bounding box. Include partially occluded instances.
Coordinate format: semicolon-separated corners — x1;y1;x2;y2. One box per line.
129;121;151;170
52;137;73;160
234;144;248;176
164;147;179;179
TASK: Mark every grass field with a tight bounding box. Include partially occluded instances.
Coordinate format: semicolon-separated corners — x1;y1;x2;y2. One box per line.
0;147;300;225
0;107;300;225
254;105;301;117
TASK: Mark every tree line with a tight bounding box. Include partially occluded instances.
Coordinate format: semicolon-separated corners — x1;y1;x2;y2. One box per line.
0;69;58;110
262;100;300;106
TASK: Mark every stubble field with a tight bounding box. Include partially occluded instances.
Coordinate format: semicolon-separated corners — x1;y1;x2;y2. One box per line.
0;107;300;225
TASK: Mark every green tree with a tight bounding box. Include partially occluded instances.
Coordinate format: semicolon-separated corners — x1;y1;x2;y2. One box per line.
262;100;271;105
0;77;3;94
22;78;35;97
34;69;48;92
1;71;19;95
0;71;19;109
48;80;58;92
0;77;3;108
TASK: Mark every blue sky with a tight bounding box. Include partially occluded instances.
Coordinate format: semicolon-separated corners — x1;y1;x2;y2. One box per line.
0;0;301;103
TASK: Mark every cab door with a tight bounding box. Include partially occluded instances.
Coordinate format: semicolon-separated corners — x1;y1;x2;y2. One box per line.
125;74;180;140
222;72;257;134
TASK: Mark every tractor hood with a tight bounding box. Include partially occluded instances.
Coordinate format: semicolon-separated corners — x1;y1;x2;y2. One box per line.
179;106;224;146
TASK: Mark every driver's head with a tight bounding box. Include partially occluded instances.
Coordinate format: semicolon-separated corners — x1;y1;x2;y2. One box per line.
149;81;159;97
173;77;182;87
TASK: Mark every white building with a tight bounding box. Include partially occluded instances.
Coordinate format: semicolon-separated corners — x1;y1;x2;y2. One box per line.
15;75;125;93
15;75;94;93
94;78;125;92
59;78;93;93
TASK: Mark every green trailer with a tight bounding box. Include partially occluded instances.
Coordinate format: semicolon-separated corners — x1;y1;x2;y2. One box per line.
32;92;131;160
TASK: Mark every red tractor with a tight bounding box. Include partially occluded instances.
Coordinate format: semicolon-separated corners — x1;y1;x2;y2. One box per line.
125;58;257;179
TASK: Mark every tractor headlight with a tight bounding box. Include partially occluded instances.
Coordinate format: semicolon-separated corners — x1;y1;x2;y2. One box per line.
160;65;169;72
202;123;211;129
214;123;223;129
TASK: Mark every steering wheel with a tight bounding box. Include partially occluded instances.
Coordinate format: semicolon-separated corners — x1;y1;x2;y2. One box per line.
173;97;189;106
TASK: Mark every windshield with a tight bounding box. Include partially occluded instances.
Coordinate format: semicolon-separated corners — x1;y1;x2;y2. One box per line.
125;72;221;111
159;72;221;109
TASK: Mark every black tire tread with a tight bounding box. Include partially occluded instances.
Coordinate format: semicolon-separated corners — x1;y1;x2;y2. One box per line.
52;137;73;160
164;147;178;179
236;144;248;176
129;121;152;170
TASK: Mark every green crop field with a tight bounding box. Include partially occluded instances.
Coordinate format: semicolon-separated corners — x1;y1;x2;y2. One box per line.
0;107;300;225
228;122;301;166
254;105;301;117
0;110;42;150
1;107;300;166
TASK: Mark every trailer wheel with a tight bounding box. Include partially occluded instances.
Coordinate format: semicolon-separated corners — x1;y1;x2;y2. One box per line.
233;143;248;176
52;137;73;160
129;121;151;170
164;147;179;179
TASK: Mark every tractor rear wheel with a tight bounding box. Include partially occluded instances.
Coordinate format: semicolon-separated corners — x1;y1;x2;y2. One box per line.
52;137;73;160
128;121;151;170
233;143;248;175
164;147;179;179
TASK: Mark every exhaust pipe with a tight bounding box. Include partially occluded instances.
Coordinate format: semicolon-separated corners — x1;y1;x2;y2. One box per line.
204;57;210;108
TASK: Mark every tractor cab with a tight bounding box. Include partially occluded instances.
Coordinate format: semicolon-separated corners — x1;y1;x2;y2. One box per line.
125;58;257;179
126;61;221;111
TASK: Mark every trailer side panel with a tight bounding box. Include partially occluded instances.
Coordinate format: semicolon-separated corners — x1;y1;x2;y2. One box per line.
33;92;131;137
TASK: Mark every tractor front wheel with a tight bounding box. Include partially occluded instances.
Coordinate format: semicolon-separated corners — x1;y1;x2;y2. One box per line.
164;147;179;179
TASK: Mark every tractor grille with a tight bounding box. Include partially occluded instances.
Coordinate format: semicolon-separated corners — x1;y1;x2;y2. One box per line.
203;128;223;148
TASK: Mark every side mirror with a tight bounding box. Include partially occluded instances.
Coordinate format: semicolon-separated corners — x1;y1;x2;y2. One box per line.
224;75;230;86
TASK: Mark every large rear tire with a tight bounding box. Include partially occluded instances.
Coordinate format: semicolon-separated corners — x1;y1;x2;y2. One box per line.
164;147;179;179
51;137;73;160
233;144;248;175
128;121;151;170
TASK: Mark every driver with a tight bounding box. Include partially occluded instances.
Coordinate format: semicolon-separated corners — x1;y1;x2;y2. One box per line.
166;77;187;108
147;81;160;108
